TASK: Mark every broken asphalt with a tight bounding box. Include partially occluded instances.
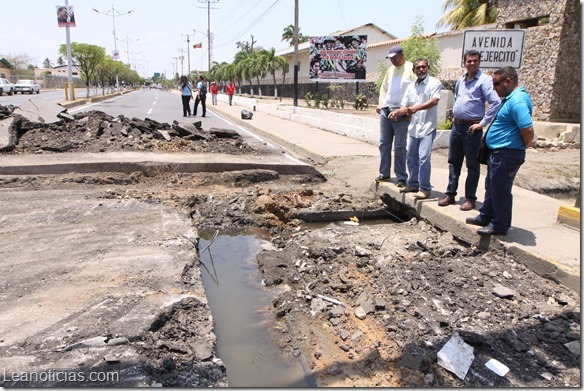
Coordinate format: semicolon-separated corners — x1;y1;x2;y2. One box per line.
0;93;580;293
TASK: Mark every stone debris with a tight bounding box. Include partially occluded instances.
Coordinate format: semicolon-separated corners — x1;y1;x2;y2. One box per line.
0;102;252;155
251;218;581;387
485;358;510;377
492;283;515;299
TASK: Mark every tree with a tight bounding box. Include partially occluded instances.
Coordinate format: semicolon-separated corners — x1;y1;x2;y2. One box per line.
436;0;498;30
43;58;53;69
259;48;286;98
236;35;257;54
281;24;308;46
56;56;65;66
400;16;441;76
59;42;106;97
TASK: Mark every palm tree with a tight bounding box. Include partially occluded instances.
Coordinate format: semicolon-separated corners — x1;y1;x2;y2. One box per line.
233;51;252;95
246;51;265;96
260;48;286;98
436;0;498;30
281;24;309;46
279;61;289;102
43;58;53;69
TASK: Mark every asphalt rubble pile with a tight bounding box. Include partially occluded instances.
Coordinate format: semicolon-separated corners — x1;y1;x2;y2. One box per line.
253;215;581;387
0;100;255;155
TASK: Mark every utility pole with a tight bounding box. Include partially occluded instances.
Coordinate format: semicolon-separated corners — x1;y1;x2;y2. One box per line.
172;57;180;78
182;33;192;75
64;0;74;101
177;48;186;75
118;35;139;65
293;0;299;106
198;0;219;72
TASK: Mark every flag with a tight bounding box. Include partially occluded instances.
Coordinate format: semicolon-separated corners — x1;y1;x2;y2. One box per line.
193;42;202;49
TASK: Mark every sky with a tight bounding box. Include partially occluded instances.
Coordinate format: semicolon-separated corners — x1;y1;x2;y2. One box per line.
1;0;447;79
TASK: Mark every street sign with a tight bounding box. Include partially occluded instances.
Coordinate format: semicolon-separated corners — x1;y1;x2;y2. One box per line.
462;29;525;68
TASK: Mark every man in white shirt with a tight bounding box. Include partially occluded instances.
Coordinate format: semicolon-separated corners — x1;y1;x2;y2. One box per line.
390;58;442;199
375;46;416;186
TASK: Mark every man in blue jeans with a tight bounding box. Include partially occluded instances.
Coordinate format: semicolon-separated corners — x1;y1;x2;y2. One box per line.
438;50;500;211
466;66;534;235
375;46;415;186
390;58;442;199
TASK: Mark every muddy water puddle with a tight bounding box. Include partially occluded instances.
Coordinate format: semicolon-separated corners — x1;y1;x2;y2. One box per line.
198;228;313;388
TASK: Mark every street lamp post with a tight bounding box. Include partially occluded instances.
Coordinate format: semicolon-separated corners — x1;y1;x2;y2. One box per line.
118;35;139;66
92;4;133;88
182;33;192;75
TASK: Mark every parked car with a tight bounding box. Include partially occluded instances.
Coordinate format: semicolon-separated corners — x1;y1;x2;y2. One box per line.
14;79;41;94
0;78;14;95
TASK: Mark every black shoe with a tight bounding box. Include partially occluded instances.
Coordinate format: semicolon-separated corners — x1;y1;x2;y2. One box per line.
375;174;391;182
477;225;507;236
438;194;455;206
396;180;407;188
465;216;489;227
201;115;206;117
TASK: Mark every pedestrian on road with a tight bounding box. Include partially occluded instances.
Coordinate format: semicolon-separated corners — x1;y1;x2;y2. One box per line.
391;58;442;199
375;45;416;186
226;81;235;106
179;75;192;117
194;75;207;117
438;50;501;211
210;81;219;105
466;66;534;236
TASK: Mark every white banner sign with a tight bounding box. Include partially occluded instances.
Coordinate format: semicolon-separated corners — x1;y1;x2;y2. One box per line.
462;29;525;68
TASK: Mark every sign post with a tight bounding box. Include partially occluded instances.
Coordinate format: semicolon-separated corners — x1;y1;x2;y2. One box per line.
462;29;525;68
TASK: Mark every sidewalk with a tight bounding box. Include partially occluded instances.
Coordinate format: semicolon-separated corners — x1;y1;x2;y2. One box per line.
208;94;580;293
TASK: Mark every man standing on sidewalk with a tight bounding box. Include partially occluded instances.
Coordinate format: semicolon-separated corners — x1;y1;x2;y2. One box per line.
466;66;534;236
375;45;415;186
391;58;442;199
438;50;500;211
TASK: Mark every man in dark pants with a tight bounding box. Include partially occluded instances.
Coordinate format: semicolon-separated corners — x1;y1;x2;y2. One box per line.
438;50;500;211
465;66;534;235
194;75;207;117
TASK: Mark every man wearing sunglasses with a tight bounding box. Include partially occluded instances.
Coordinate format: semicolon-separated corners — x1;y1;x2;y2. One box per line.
466;66;534;236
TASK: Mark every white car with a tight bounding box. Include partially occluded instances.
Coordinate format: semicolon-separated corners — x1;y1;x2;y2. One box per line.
14;79;41;94
0;78;14;95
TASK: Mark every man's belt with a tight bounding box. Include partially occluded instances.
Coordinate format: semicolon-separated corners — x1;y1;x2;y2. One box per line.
453;118;482;125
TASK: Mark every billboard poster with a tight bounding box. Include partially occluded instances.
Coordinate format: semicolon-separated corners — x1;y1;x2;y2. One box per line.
309;35;367;82
57;5;76;27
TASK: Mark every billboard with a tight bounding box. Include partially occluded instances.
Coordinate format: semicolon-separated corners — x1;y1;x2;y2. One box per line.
56;5;76;28
462;29;525;68
309;35;367;82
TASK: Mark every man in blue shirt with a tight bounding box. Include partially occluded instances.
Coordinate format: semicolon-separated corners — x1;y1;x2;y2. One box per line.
438;50;500;211
466;66;534;235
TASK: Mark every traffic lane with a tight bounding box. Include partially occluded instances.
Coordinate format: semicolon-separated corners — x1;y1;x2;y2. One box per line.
67;89;284;152
0;88;102;106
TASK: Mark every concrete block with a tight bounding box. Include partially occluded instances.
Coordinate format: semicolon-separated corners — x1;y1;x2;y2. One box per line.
0;117;19;152
559;125;580;143
437;90;454;124
557;205;580;230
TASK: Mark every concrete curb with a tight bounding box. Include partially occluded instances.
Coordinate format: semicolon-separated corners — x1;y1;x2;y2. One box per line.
0;152;320;177
557;205;580;230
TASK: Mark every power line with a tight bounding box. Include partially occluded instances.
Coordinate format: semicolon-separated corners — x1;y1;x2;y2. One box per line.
215;0;263;36
214;0;282;50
